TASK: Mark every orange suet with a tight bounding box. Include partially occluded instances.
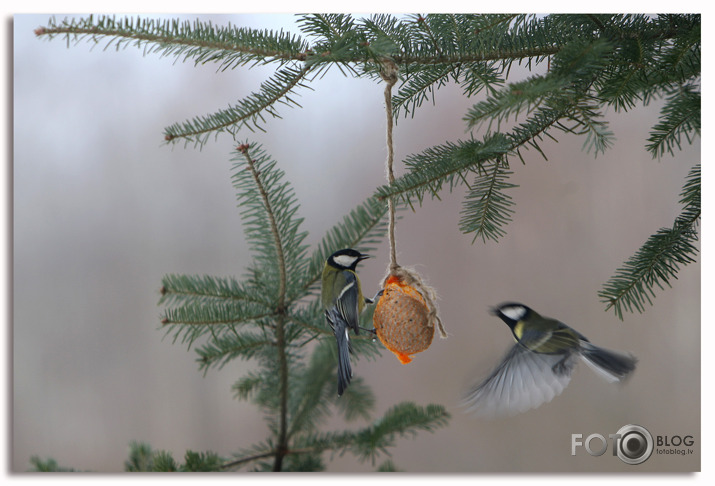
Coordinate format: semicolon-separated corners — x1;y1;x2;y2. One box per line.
373;273;438;364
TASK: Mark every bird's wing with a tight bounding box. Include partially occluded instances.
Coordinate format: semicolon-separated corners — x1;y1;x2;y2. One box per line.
334;271;361;334
325;308;353;396
462;344;576;417
519;321;582;354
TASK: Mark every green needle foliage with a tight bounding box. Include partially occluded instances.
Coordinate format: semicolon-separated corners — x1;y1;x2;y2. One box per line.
29;457;80;472
34;12;699;471
599;165;701;320
156;142;447;471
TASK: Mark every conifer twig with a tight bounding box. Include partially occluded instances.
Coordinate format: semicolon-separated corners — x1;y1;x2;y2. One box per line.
165;66;311;144
237;144;287;308
236;143;289;471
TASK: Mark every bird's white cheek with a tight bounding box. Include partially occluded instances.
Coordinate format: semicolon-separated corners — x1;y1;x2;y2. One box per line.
334;255;358;268
501;306;526;321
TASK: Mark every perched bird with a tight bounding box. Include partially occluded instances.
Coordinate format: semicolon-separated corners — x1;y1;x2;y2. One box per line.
321;248;371;396
464;302;637;417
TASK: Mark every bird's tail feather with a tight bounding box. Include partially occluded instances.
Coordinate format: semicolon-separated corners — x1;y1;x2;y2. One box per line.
580;342;637;383
326;308;353;396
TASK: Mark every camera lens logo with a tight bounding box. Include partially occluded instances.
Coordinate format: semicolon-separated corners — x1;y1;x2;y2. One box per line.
615;424;653;465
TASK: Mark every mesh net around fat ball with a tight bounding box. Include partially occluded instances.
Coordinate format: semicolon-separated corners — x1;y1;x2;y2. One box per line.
373;265;447;364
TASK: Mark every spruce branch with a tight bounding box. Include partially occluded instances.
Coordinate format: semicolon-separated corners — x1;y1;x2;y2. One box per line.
29;456;79;472
36;15;310;66
332;377;376;422
122;442;222;472
464;37;613;133
168;141;311;471
224;402;450;470
273;313;289;471
463;74;564;131
164;66;313;146
160;300;273;326
159;287;275;351
236;143;288;309
391;64;455;118
285;305;331;337
375;105;565;207
459;159;517;242
457;60;503;95
377;459;402;472
397;45;562;67
159;274;274;308
373;136;510;206
196;332;276;372
232;372;264;400
35;13;563;147
285;341;337;440
286;341;375;441
646;84;700;158
221;449;278;470
232;143;309;302
294;403;451;465
124;441;156;472
37;13;691;149
566;99;614;156
599;164;700;319
297;13;357;42
414;14;444;56
234;142;293;470
354;403;449;463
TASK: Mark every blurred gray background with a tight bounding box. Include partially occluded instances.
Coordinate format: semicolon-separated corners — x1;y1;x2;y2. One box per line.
14;14;700;472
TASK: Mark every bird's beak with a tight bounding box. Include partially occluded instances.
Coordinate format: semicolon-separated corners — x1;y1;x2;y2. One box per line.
358;254;370;261
489;306;500;316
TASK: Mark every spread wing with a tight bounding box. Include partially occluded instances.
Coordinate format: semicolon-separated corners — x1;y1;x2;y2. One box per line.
462;344;576;417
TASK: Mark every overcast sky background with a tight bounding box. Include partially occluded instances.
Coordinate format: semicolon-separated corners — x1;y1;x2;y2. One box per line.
13;12;702;473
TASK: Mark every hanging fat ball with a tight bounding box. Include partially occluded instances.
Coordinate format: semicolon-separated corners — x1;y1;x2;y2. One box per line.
373;266;447;364
321;248;374;397
374;61;446;365
463;302;637;417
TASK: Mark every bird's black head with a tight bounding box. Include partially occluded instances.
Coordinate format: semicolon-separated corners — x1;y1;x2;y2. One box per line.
490;302;532;330
327;248;370;270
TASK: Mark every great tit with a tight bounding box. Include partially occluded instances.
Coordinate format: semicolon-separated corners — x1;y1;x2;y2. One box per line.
321;248;372;396
464;302;637;417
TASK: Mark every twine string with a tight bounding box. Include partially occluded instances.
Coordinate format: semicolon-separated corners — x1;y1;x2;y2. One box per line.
380;59;447;340
380;60;399;273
